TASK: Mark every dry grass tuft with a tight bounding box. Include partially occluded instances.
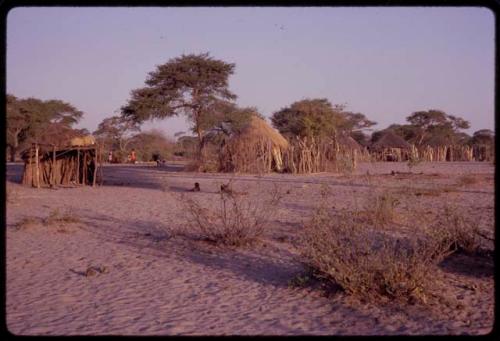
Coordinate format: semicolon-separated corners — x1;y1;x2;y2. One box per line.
15;217;42;230
44;209;81;226
180;183;282;247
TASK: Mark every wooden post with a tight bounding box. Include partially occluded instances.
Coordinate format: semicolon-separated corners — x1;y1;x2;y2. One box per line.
29;145;33;187
52;145;56;186
76;147;80;185
82;151;87;186
35;144;40;188
93;147;97;187
99;144;104;185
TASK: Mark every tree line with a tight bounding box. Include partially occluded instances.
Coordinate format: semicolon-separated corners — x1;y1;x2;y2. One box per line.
7;53;494;162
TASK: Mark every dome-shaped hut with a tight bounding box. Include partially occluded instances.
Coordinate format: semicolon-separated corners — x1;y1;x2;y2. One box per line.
370;130;411;161
220;116;289;173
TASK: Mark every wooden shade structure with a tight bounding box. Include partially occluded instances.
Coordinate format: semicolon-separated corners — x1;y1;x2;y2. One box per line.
21;143;103;188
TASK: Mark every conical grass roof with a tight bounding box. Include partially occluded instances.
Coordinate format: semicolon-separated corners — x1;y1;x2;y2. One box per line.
234;116;289;149
371;130;411;150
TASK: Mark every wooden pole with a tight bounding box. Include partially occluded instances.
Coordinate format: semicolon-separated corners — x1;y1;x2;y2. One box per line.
93;147;97;187
35;143;40;188
76;147;80;185
82;151;87;186
52;145;56;186
99;144;104;185
29;145;33;187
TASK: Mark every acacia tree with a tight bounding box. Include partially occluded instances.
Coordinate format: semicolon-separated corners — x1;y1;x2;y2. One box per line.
6;94;83;161
406;109;470;146
339;112;377;145
93;115;141;161
271;98;345;139
470;129;494;146
121;53;236;158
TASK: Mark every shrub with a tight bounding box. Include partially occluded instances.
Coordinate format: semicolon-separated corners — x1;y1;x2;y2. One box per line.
362;189;400;226
180;183;282;247
299;193;474;303
432;204;481;255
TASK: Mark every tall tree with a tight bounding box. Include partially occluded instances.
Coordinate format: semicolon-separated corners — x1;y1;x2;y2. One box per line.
121;53;236;158
406;109;470;146
271;98;345;139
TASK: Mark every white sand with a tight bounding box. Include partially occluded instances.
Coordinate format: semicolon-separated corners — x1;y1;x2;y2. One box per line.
6;161;494;335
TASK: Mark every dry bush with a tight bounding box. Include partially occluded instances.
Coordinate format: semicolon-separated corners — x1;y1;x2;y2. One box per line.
180;183;282;247
44;208;81;226
299;188;482;304
431;205;481;255
300;206;451;303
362;189;400;226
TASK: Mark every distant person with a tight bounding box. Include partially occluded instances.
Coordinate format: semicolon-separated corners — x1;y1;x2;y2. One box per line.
108;151;113;163
131;149;137;164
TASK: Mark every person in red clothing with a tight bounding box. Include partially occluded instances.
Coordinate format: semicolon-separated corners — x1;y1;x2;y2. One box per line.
130;149;136;164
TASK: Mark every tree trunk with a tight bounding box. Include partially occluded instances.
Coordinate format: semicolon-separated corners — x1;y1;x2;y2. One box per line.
9;146;17;162
9;133;20;162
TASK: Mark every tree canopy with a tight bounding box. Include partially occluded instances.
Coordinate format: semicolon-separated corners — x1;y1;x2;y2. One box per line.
6;94;84;161
121;53;236;156
271;98;346;139
405;109;470;146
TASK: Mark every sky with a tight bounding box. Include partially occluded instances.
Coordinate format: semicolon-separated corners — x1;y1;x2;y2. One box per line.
7;6;495;139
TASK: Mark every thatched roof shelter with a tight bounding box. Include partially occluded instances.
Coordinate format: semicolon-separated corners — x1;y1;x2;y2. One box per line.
371;130;411;150
21;138;101;188
220;116;289;173
337;132;363;150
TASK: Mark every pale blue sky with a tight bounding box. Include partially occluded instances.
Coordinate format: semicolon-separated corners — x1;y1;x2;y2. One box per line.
7;6;495;138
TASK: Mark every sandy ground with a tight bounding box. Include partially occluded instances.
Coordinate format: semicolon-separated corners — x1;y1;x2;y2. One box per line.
5;161;495;335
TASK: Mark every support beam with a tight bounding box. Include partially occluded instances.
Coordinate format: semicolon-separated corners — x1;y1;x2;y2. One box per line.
76;148;80;185
52;145;56;186
35;144;40;188
92;148;97;187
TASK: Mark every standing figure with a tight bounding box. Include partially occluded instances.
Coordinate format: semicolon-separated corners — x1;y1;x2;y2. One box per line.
108;150;113;163
130;149;137;164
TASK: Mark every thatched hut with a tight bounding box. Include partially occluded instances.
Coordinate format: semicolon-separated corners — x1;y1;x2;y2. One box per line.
219;116;289;173
21;138;101;188
370;131;412;161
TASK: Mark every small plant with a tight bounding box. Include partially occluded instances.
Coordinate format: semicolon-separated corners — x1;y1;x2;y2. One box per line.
407;154;422;172
363;190;400;226
44;209;81;226
435;204;481;255
180;183;282;247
